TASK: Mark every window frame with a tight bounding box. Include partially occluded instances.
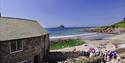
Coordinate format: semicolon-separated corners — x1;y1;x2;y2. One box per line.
9;39;23;54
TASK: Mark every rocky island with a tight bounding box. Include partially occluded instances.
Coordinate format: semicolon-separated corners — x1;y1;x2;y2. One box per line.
57;25;65;28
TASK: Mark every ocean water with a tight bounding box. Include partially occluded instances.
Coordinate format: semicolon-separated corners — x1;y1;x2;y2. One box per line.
46;27;112;40
46;27;92;36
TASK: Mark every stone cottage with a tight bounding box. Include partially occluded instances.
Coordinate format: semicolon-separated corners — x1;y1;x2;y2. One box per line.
0;17;49;63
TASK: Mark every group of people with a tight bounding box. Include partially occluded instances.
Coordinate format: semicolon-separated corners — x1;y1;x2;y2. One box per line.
83;48;103;58
82;48;121;63
103;50;121;63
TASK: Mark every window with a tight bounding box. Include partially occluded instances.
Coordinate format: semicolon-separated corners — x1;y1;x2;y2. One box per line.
10;40;23;53
10;40;17;52
17;40;23;50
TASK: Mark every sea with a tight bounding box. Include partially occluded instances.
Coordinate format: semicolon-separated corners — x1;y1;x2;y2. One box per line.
46;27;112;40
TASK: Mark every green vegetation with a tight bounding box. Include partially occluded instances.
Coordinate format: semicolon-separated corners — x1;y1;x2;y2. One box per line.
102;19;125;28
50;39;85;50
98;19;125;29
91;19;125;33
111;19;125;28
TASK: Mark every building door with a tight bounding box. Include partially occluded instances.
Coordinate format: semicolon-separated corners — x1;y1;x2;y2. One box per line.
34;55;40;63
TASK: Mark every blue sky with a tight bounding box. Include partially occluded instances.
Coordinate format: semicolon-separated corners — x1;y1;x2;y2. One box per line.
1;0;125;28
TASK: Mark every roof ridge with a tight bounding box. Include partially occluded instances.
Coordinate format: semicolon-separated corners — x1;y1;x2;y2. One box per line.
1;16;37;22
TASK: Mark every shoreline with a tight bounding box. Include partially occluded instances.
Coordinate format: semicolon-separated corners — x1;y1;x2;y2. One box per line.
50;32;125;52
50;33;96;39
50;32;115;40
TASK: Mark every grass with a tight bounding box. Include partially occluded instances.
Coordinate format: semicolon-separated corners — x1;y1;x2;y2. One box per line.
50;39;85;50
95;19;125;31
111;20;125;28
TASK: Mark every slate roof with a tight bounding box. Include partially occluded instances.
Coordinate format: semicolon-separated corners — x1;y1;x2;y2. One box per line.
0;17;48;41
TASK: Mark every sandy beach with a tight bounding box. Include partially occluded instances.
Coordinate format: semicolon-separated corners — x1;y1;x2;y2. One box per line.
50;33;125;52
50;33;125;63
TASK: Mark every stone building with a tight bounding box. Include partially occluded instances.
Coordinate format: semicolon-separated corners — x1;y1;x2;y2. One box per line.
0;17;49;63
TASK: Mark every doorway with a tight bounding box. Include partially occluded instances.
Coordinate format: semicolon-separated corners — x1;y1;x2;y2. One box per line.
34;55;40;63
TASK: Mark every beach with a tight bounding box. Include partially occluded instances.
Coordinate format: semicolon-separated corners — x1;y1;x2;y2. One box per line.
48;26;125;63
49;33;125;63
50;33;125;51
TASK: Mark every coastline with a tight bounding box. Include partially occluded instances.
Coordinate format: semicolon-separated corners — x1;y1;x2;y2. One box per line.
50;33;97;39
50;32;125;52
50;32;115;41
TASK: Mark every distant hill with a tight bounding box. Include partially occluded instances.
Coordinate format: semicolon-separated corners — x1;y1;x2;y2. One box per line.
111;19;125;28
87;18;125;34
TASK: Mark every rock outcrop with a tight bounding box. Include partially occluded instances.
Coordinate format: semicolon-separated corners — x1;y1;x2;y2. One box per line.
88;28;125;34
87;18;125;34
57;25;65;28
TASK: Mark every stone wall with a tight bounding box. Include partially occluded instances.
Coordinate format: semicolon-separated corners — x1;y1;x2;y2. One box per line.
0;34;49;63
49;51;102;63
48;51;83;62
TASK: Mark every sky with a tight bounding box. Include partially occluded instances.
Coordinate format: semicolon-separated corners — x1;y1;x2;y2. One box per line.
0;0;125;28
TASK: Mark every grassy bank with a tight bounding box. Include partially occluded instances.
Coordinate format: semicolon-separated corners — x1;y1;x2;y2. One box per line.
101;19;125;29
111;19;125;28
50;39;85;50
88;19;125;34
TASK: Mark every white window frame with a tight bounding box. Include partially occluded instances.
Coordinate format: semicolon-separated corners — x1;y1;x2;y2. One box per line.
9;40;23;54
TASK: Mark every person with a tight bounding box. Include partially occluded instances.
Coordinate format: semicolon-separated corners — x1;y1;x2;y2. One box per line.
117;54;121;61
106;55;110;63
103;55;107;63
89;52;94;58
99;51;103;57
102;57;106;63
109;51;113;60
114;51;117;59
111;51;115;59
112;51;117;59
87;51;90;58
95;48;100;56
103;50;108;63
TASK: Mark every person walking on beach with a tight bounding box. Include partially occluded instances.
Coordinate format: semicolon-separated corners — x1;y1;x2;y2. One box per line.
112;51;117;59
109;51;113;60
117;54;121;62
106;55;110;63
89;52;94;58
